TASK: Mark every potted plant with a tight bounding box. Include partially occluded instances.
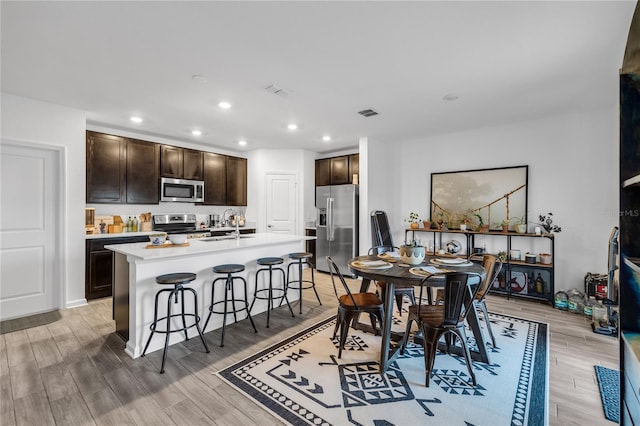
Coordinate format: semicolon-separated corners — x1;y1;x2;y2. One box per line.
399;239;425;265
422;218;431;229
538;213;562;233
405;212;420;229
511;215;527;233
474;213;489;232
494;220;510;233
497;251;508;262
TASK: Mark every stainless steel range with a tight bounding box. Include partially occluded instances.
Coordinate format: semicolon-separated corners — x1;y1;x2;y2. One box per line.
152;214;210;239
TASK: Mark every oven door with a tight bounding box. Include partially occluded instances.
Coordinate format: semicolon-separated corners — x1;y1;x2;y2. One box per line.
160;177;204;202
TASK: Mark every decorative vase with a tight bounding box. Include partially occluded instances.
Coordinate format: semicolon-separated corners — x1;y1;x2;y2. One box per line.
501;225;509;233
399;245;425;265
479;224;490;233
410;222;419;229
515;224;527;233
422;220;431;230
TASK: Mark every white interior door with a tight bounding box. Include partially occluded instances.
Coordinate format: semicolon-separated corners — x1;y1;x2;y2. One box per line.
0;142;60;320
265;173;297;234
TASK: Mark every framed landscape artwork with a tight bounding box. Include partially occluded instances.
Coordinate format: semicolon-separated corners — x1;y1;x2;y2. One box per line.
430;165;528;230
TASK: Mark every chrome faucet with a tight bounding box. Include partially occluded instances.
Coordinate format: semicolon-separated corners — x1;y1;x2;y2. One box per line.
223;208;240;239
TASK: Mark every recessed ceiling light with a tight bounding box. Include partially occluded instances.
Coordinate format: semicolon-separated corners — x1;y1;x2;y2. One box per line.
192;74;208;83
130;116;143;123
218;101;231;109
443;93;459;101
191;130;202;136
322;135;331;142
287;123;298;131
238;140;247;146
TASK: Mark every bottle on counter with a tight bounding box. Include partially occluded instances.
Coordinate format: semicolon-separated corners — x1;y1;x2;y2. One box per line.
127;216;133;232
132;217;138;232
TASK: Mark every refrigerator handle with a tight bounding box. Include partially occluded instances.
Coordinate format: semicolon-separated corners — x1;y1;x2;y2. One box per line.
327;197;334;241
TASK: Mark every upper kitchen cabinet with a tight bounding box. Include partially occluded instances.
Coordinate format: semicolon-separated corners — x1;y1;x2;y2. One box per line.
315;158;331;186
348;153;359;183
315;154;359;186
86;131;126;203
202;152;227;205
330;156;350;184
126;139;160;204
160;145;203;180
227;156;248;206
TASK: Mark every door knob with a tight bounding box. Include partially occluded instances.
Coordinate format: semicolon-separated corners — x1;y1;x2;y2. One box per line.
267;224;272;228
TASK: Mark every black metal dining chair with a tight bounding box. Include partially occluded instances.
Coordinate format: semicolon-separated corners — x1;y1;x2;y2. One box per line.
326;256;384;359
368;245;416;313
400;271;482;387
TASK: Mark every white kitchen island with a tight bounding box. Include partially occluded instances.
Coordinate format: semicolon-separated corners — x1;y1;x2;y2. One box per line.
106;233;314;358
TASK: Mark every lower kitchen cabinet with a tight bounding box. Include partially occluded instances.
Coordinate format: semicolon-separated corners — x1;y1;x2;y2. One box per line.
306;228;316;267
85;236;149;300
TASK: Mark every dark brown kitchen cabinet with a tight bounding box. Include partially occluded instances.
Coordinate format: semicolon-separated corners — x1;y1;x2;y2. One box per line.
85;235;148;300
161;145;203;180
315;158;331;186
227;156;248;206
330;156;350;184
86;131;126;203
203;152;227;205
183;148;204;180
315;154;359;187
126;139;160;204
349;154;359;183
160;145;184;178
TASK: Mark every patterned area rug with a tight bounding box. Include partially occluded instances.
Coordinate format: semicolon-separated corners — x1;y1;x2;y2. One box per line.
594;365;620;423
218;310;548;426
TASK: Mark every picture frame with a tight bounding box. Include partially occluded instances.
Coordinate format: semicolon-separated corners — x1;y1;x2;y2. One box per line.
430;165;528;231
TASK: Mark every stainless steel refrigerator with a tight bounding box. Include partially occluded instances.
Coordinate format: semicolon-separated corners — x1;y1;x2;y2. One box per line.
316;184;358;276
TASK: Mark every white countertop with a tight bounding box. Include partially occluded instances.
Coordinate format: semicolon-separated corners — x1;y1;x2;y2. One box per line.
105;232;314;261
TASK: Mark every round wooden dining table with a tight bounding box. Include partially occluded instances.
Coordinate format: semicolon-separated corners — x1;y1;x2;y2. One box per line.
348;254;487;373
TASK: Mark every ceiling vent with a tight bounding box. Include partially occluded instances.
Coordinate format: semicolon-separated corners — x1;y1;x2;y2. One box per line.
263;83;290;97
358;109;378;117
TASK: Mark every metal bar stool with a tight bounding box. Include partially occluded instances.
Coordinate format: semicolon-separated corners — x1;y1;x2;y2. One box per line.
141;272;209;373
203;264;257;347
286;252;322;314
250;257;294;327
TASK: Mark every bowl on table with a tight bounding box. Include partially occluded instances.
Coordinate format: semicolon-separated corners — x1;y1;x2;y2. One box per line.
168;234;187;245
149;233;167;246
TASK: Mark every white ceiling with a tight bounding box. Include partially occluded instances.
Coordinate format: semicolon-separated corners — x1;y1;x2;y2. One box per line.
1;1;635;154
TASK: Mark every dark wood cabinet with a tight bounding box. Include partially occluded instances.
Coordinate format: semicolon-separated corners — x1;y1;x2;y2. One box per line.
306;228;317;267
227;156;247;206
183;148;203;180
315;158;331;186
86;132;126;203
161;145;204;180
203;152;227;205
160;145;184;178
85;236;148;300
126;139;160;204
330;156;350;185
349;153;359;183
315;154;359;187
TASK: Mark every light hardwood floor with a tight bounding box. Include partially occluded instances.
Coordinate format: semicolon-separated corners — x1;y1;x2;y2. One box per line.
0;270;618;425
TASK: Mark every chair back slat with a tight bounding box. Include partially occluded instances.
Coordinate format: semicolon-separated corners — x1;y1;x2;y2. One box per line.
476;254;502;300
368;245;398;255
326;256;359;308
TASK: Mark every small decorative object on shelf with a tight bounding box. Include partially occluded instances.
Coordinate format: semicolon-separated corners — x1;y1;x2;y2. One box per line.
538;212;562;233
511;215;527;233
405;212;420;229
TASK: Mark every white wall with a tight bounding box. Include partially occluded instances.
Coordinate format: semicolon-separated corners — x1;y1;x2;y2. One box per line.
397;107;619;291
247;149;316;234
2;93;87;308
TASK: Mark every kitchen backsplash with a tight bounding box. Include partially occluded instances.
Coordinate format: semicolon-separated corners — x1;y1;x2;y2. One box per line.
87;203;249;229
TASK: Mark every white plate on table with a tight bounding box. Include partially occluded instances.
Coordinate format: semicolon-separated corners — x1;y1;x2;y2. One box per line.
377;252;401;262
430;258;473;267
350;260;393;270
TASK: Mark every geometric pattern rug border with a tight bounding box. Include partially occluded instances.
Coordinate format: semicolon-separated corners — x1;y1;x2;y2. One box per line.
217;312;549;426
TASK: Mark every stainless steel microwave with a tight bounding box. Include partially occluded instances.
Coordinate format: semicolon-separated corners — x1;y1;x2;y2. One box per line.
160;177;205;203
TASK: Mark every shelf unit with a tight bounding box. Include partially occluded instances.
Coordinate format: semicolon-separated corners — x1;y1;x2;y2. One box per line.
405;227;555;303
